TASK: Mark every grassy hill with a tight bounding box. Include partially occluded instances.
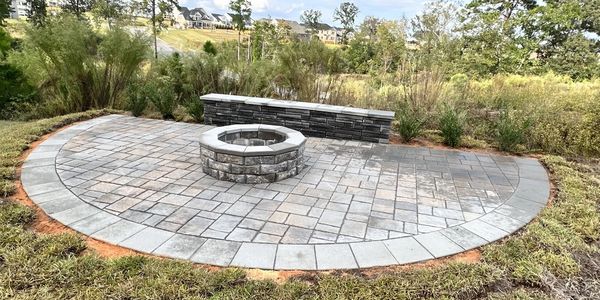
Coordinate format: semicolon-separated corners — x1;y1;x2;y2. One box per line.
159;29;246;51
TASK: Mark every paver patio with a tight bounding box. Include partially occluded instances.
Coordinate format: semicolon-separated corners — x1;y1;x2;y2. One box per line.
21;115;550;270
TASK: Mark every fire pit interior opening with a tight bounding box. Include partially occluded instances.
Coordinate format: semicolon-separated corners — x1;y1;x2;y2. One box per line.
219;130;286;146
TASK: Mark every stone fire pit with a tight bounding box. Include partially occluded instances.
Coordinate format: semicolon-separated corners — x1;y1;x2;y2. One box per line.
199;124;306;184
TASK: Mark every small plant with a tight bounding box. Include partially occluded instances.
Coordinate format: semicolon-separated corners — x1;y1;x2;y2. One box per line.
126;81;148;117
148;76;177;120
185;97;204;123
395;106;425;143
496;110;530;152
439;103;465;148
203;41;217;56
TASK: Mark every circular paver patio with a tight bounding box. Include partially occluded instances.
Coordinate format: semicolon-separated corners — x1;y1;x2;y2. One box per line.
21;115;550;270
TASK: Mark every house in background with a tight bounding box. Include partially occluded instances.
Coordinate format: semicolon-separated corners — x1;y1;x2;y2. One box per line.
174;7;215;29
211;13;232;29
9;0;28;19
316;23;339;44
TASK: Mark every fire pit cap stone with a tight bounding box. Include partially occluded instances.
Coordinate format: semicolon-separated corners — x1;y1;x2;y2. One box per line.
199;124;306;157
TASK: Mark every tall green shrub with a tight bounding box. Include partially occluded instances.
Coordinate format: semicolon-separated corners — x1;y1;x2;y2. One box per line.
496;110;530;152
184;98;204;123
395;106;425;143
148;76;177;120
8;16;149;116
439;103;465;147
126;80;148;117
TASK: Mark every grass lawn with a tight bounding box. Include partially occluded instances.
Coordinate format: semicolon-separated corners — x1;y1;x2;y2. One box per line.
0;112;598;299
160;29;246;52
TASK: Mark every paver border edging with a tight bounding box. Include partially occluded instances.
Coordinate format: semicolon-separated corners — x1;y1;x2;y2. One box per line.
20;115;551;271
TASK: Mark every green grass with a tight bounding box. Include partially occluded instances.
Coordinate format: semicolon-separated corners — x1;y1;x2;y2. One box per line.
159;29;245;52
0;113;599;299
0;110;114;197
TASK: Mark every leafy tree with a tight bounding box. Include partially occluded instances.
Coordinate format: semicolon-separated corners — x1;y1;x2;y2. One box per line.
61;0;95;18
27;0;47;27
410;1;460;71
251;20;277;60
333;2;359;44
374;21;406;74
459;0;540;76
91;0;126;29
358;16;381;40
344;37;375;74
300;9;321;37
133;0;179;59
544;33;599;79
229;0;251;61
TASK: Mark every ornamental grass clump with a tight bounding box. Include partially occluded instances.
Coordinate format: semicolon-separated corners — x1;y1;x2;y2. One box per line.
439;103;465;148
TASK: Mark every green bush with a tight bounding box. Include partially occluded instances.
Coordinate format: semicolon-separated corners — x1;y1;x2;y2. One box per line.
0;62;37;119
148;76;177;120
125;80;148;117
496;110;530;152
203;40;217;55
439;103;465;147
184;98;204;123
7;16;149;117
395;106;425;143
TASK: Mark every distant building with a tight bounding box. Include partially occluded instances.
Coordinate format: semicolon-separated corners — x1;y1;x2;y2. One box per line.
316;23;339;44
9;0;29;19
211;13;232;28
173;7;215;29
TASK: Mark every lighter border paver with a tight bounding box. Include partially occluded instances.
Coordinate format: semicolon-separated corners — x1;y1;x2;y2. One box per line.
21;115;551;270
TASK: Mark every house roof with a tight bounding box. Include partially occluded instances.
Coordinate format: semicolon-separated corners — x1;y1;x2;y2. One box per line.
188;7;213;21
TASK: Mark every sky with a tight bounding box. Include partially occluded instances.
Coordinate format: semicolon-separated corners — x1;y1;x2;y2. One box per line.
181;0;428;25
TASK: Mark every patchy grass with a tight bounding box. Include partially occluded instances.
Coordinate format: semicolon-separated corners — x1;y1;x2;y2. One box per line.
0;110;114;197
159;29;246;52
0;113;599;299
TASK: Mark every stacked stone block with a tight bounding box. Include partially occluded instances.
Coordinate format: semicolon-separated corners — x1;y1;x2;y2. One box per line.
200;145;304;184
200;94;396;143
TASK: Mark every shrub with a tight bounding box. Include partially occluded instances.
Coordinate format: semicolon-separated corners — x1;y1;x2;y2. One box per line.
148;76;177;120
125;80;148;117
0;62;37;119
439;103;465;147
7;16;149;116
184;98;204;123
203;40;217;55
496;110;530;152
395;106;425;143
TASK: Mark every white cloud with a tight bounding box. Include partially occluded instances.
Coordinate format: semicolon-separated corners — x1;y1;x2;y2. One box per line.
211;0;270;12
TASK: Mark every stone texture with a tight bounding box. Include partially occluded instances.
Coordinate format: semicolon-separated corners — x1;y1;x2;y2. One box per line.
21;115;551;271
201;94;395;143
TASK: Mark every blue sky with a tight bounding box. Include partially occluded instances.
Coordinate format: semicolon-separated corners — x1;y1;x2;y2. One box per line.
182;0;427;25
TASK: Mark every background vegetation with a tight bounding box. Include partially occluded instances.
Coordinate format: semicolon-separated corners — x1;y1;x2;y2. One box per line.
1;0;598;158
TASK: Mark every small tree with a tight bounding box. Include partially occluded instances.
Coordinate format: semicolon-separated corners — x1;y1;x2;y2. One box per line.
92;0;127;29
61;0;95;18
203;40;217;55
133;0;179;59
229;0;251;61
300;9;322;37
333;2;359;44
27;0;47;28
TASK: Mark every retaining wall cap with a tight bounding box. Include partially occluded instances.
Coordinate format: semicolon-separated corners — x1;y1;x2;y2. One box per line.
200;94;395;120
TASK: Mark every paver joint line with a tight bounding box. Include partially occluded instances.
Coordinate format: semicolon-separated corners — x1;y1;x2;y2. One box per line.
20;115;550;270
